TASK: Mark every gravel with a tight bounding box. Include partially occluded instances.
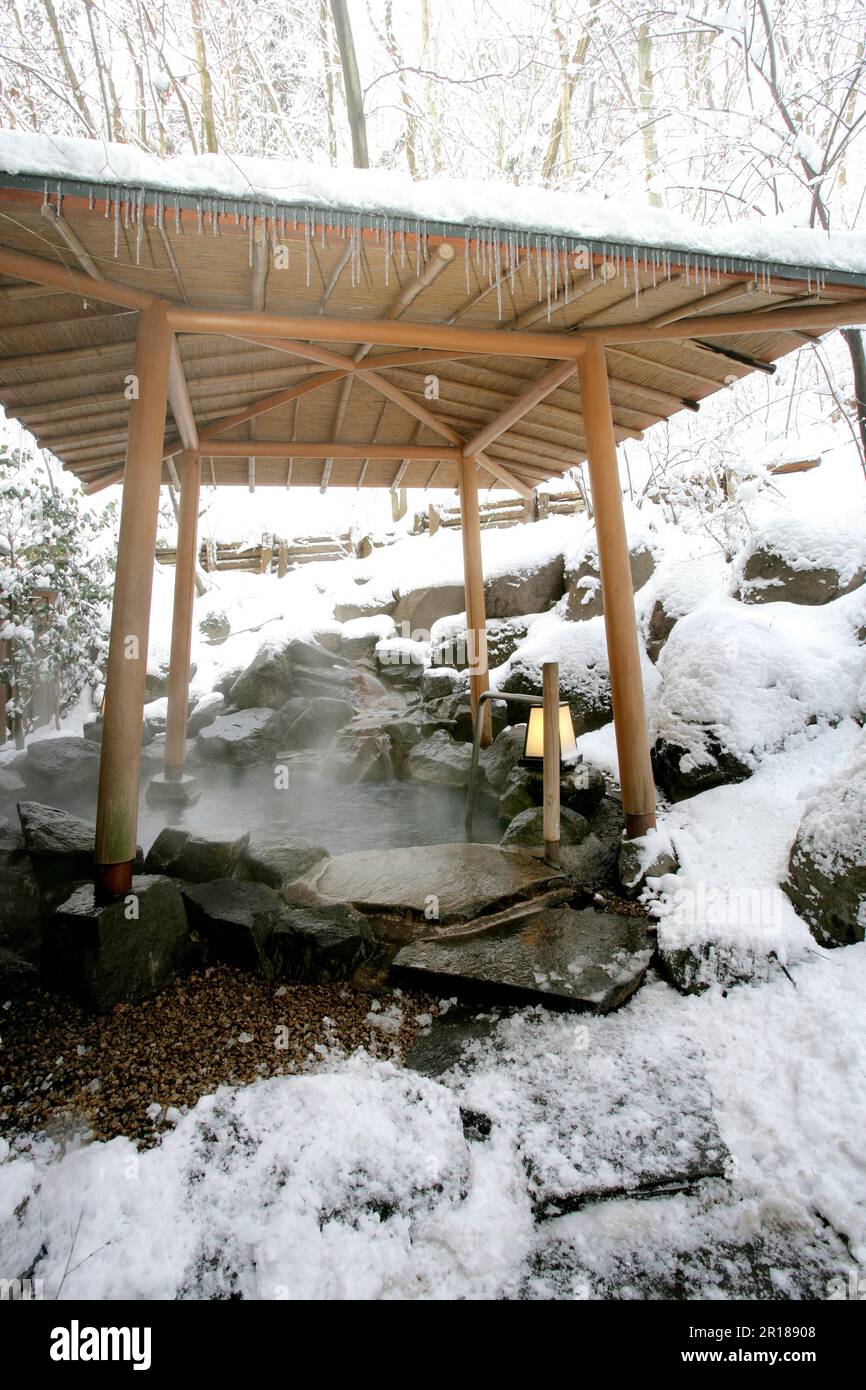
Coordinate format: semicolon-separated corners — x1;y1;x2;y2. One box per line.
0;967;437;1147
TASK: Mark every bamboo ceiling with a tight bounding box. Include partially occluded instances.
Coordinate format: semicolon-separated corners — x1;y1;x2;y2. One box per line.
0;173;864;493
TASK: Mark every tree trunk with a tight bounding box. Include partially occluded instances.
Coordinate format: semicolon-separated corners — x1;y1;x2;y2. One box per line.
330;0;369;168
189;0;218;153
637;22;661;208
841;328;866;477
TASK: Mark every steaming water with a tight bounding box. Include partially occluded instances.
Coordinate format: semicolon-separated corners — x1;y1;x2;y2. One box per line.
2;763;501;857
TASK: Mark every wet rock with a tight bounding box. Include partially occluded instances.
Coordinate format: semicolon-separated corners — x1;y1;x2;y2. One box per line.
618;830;679;899
17;801;97;887
561;763;606;817
392;907;653;1013
404;1005;505;1078
657;938;779;996
0;766;26;794
144;826;250;882
0;820;41;959
242;837;329;892
281;695;355;749
424;692;508;744
498;760;605;825
498;766;537;823
288;636;342;670
323;729;393;782
737;546;865;606
480;724;527;797
43;876;191;1012
229;642;294;710
181;879;284;973
290;661;355;701
271;904;376;983
651;737;751;803
485;555;565;619
407;730;473;787
197;708;281;766
501;805;589;848
559;833;619;887
566;544;654;621
187;692;225;736
339;615;396;664
0;944;38;998
24;736;100;791
420;666;461;702
306;842;565;929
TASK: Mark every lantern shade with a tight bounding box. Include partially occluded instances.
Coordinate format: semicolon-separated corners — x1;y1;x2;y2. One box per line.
522;703;577;764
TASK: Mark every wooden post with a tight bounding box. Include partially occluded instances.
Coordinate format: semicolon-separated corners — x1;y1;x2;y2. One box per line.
457;454;492;746
578;338;656;837
164;451;201;778
95;303;173;897
542;661;561;866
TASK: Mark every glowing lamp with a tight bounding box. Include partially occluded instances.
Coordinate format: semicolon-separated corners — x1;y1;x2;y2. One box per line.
521;703;576;768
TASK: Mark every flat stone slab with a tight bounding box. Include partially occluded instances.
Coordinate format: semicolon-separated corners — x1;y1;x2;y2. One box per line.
393;906;653;1013
304;842;566;928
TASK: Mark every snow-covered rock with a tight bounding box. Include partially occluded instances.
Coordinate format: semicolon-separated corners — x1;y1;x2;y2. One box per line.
736;516;866;606
783;742;866;948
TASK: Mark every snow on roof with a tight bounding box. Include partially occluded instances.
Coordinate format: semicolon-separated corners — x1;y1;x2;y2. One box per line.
1;128;865;281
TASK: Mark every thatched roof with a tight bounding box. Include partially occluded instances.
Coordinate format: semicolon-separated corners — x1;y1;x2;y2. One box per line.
0;132;864;492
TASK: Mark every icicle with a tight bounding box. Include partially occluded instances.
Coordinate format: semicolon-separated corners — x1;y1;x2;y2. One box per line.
135;189;144;265
544;236;552;320
634;249;639;305
384;215;391;288
552;236;559;306
104;186;111;220
399;218;406;268
463;227;471;293
194;196;202;235
495;248;503;319
304;209;312;287
248;210;254;268
55;180;62;216
88;186;94;212
535;234;543;304
173;196;180;234
113;195;120;258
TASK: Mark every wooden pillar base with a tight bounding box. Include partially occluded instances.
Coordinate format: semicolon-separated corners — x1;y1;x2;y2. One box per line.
543;839;561;868
94;860;133;901
625;810;657;839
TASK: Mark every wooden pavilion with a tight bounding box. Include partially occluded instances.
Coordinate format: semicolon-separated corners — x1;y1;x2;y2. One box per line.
0;137;864;896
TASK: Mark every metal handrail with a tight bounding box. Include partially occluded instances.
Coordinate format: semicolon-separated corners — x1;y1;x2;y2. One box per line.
464;688;543;838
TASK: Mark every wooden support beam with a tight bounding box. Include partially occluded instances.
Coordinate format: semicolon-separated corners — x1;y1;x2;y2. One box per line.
457;453;492;746
591;298;866;343
203;439;462;460
318;242;354;313
94;302;173;895
0;242;156;311
251;226;269;311
158;226;189;302
462;360;578;457
164;452;201;776
578;339;655;837
166;304;588;361
542;661;561;867
644;279;759;328
40;203;103;279
167;338;199;451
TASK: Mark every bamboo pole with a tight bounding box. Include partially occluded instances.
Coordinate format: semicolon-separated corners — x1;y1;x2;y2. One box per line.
164;452;201;777
578;338;656;837
94;302;173;896
457;453;492;746
542;661;561;867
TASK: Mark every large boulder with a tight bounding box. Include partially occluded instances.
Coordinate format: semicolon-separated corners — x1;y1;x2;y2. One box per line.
229;641;294;710
333;580;396;623
500;805;589;848
144;826;250;882
270;904;376;983
420;666;461;702
0;817;41;960
279;696;355;749
480;724;527;796
393;582;466;636
736;518;866;606
181;878;286;973
187;692;225;736
618;828;679;898
375;636;427;688
430;614;534;671
17;802;99;888
197;708;281;766
566;543;654;621
484;555;565;619
498;760;606;824
23;736;100;792
652;738;751;804
339;615;397;664
43;876;190;1011
783;748;866;948
0;944;38;998
423;692;507;744
407;731;473;787
323;728;393;782
242;837;329;892
145;660;197;700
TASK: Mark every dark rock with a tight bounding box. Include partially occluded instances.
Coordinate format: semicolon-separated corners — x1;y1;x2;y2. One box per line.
197;708;281;766
480;724;527;796
784;807;866;950
187;693;225;736
407;730;473;787
145;661;197;700
501;805;589;848
375;640;426;688
17;801;95;887
214;665;244;700
566;544;654;621
392;907;653;1013
243;837;329;892
561;763;606;817
420;667;461;701
382;715;426;756
431;616;533;671
423;692;508;744
498;766;537;823
271;903;376;983
0;820;41;960
288;636;341;670
738;547;865;606
0;944;38;997
229;643;294;710
559;833;619;887
323;728;393;781
501;661;611;737
652;737;752;803
144;826;249;882
145;772;200;808
485;555;565;619
618;833;679;898
44;876;190;1011
498;760;605;825
657;938;779;995
24;736;100;791
290;661;355;701
181;878;288;973
279;695;355;749
646;598;677;663
404;1006;505;1078
0;766;26;795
